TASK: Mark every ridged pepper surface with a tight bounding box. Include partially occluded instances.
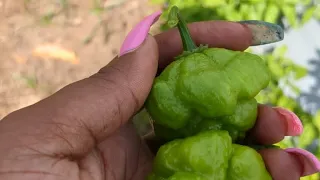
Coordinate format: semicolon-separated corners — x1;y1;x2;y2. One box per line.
148;130;272;180
145;7;270;141
145;46;270;141
145;6;278;180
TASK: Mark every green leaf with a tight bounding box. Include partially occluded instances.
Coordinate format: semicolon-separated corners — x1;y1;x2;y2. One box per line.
315;6;320;19
281;5;298;27
301;6;317;25
218;4;238;20
264;4;280;23
273;45;288;58
254;2;266;20
293;65;308;79
247;5;259;20
313;110;320;130
247;0;261;4
276;95;296;110
227;11;243;21
283;0;300;5
298;123;316;148
255;93;268;104
287;81;301;94
239;4;251;19
267;56;285;78
202;0;227;7
301;0;312;5
276;136;294;148
300;173;320;180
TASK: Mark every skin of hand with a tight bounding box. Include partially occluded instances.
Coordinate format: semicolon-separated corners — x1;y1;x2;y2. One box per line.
0;11;319;180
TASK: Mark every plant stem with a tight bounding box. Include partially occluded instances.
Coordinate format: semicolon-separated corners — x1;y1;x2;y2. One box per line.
168;6;197;52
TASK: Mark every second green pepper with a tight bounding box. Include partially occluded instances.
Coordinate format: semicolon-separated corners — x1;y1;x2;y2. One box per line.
148;130;272;180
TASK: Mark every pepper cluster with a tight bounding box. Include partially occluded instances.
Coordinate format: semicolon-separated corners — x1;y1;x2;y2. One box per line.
145;6;275;180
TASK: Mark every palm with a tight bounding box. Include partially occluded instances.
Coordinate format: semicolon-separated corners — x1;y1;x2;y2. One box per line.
52;123;154;180
96;123;154;180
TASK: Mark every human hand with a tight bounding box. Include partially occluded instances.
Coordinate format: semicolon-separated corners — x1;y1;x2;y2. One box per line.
0;11;319;180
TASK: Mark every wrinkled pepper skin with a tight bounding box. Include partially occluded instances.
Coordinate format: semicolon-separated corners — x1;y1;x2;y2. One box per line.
145;47;271;141
148;130;272;180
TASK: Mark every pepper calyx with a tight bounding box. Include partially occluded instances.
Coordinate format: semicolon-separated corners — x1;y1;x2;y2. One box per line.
175;44;209;59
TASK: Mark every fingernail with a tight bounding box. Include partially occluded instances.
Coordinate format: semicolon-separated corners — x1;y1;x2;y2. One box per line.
273;107;303;136
119;11;162;57
238;20;284;46
285;148;320;176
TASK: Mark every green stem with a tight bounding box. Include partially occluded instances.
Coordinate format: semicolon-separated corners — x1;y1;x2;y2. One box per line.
168;6;197;52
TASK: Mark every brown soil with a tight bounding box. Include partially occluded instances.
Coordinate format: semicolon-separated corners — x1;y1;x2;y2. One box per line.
0;0;162;119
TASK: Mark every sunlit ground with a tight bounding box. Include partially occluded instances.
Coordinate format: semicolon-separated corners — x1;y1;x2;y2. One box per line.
0;0;161;119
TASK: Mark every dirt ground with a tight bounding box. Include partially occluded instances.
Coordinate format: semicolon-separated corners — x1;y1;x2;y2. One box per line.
0;0;162;119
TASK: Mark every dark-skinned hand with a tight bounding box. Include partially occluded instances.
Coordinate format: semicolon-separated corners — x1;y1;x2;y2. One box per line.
0;11;319;180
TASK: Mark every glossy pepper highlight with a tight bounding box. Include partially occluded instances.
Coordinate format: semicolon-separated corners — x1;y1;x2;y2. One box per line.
145;6;271;142
148;130;272;180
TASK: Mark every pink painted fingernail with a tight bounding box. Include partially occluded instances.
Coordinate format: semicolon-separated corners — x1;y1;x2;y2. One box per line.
285;148;320;176
273;107;303;136
119;11;162;57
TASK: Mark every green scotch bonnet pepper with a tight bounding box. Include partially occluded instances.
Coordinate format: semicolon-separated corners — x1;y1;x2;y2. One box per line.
148;130;272;180
145;6;271;142
143;5;285;180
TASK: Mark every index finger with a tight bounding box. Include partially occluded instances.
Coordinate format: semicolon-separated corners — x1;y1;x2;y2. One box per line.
155;20;284;70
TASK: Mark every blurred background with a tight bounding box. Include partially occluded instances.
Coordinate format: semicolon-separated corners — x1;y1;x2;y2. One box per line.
0;0;320;179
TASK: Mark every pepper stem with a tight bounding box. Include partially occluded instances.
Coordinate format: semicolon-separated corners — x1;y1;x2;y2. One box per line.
168;6;197;52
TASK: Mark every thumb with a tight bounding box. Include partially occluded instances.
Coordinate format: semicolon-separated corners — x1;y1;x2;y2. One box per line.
0;12;161;155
